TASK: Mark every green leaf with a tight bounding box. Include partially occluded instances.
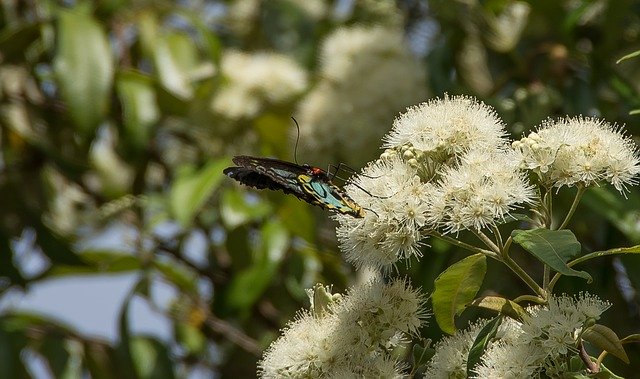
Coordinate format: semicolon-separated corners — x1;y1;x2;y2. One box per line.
116;71;159;152
153;33;195;100
224;220;289;312
130;336;176;379
503;213;536;225
616;49;640;64
220;188;273;229
33;215;85;266
175;323;206;356
1;311;77;333
170;159;228;227
136;10;159;59
594;363;626;379
620;334;640;344
412;341;435;369
470;296;528;321
153;260;198;294
511;229;591;281
0;317;29;379
54;6;114;136
46;250;141;277
467;316;502;376
565;357;625;379
432;254;487;334
82;251;141;272
582;324;629;364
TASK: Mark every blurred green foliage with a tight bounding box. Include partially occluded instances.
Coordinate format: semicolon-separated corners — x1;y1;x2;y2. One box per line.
0;0;639;377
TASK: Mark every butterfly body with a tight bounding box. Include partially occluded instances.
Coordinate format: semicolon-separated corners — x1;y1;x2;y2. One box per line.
224;156;364;218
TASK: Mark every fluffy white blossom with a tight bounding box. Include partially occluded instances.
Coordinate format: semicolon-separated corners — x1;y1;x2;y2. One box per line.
425;293;611;378
427;149;536;233
473;340;544;379
519;293;610;360
512;117;640;194
336;278;427;340
297;25;427;167
474;293;610;377
424;321;489;378
258;310;336;378
335;96;537;267
335;157;434;269
384;95;508;160
259;278;427;378
212;51;307;119
425;318;541;379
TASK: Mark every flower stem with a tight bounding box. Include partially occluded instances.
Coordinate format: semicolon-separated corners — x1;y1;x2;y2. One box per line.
473;230;501;255
501;253;546;298
579;340;599;373
503;235;513;254
556;186;586;230
543;264;550;291
491;224;504;252
473;230;546;297
513;294;546;304
541;189;553;228
548;245;640;291
428;231;499;259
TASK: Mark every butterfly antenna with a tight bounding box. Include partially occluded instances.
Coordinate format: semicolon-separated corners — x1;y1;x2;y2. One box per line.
328;163;383;180
291;117;301;165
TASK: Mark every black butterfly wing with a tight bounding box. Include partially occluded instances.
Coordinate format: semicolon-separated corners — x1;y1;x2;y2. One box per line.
223;167;284;191
231;156;308;178
224;156;364;217
224;156;310;199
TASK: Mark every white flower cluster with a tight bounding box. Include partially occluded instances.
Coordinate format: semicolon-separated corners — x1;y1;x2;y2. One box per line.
211;50;307;119
423;321;489;378
427;149;536;233
336;157;431;269
337;95;640;269
424;293;611;378
258;278;427;378
512;117;640;193
383;95;508;158
336;95;535;269
297;25;427;167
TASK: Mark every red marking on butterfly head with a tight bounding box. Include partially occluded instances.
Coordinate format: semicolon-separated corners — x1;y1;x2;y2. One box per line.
310;167;324;175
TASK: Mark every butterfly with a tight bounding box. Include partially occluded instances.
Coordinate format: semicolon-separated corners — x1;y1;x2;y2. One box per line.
223;155;365;218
